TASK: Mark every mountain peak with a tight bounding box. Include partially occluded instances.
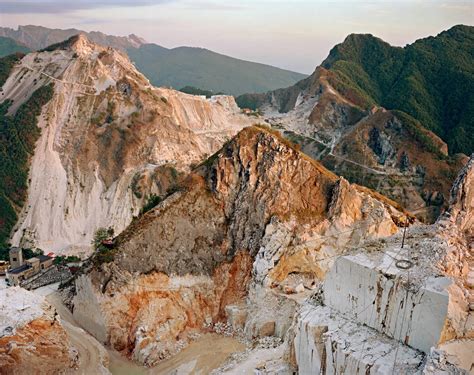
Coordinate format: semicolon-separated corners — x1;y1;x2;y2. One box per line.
40;33;98;53
39;33;125;60
69;33;99;54
128;33;147;45
322;32;397;68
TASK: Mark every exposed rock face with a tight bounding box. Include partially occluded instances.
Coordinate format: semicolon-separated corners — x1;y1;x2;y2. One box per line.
70;126;404;365
0;286;75;374
447;155;474;237
0;34;253;255
289;155;474;374
324;250;458;354
293;305;425;374
73;254;253;366
368;127;394;165
239;66;467;223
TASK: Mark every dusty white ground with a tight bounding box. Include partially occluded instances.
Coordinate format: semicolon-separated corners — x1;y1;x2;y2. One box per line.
0;279;47;335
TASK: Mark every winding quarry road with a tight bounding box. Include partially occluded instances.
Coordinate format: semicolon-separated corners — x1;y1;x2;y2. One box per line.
45;292;110;375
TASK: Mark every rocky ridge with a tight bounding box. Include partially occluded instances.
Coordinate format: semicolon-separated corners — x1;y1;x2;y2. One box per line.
0;29;470;375
287;155;474;374
69;125;406;366
0;25;145;51
66;131;474;373
237;63;467;223
0;34;253;255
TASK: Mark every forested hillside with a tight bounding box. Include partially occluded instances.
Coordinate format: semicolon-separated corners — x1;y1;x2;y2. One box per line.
0;37;30;57
0;54;54;248
322;25;474;154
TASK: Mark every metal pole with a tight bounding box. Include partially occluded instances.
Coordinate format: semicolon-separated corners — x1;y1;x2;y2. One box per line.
401;220;407;248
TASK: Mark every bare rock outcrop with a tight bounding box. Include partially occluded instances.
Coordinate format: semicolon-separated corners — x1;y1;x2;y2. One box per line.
446;154;474;237
289;154;474;374
244;66;467;223
70;126;405;365
0;34;253;255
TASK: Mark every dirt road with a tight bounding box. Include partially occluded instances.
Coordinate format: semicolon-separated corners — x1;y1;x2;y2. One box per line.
43;288;245;374
45;292;110;375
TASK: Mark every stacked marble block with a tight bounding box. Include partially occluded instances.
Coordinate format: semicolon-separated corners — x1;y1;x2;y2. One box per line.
294;247;459;374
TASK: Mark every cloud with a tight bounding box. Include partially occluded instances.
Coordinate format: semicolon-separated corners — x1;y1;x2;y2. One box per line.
0;0;177;14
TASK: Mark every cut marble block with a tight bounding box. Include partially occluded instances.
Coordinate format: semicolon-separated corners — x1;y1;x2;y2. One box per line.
294;304;425;375
323;251;452;353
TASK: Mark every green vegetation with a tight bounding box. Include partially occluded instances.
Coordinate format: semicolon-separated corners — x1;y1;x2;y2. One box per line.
179;86;224;98
92;227;114;249
139;184;182;215
392;110;445;157
0;37;30;58
140;194;162;214
0;53;24;87
54;255;81;265
235;93;268;111
0;62;54;248
322;25;474;154
126;44;306;96
92;227;115;264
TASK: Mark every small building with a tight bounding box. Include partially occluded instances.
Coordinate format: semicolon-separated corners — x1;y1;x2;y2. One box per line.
8;263;37;285
38;254;54;269
6;249;54;286
9;247;23;269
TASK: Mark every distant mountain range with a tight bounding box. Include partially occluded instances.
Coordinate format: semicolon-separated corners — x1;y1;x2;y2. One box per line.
236;25;473;221
0;36;30;57
0;25;306;96
0;25;144;51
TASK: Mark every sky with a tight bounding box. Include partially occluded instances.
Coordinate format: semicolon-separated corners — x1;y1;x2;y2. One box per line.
0;0;472;73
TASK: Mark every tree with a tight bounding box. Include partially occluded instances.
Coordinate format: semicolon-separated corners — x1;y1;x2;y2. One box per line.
92;227;114;250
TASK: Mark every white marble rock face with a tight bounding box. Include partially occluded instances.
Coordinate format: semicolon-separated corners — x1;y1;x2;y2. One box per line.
0;35;253;256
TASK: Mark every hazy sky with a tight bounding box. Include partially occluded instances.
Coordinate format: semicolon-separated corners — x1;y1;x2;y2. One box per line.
0;0;472;73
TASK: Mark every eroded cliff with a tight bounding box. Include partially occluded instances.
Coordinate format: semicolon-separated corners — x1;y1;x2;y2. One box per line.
238;66;467;223
289;155;474;374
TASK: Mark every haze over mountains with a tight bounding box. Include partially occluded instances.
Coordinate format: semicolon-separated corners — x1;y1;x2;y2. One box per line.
0;25;306;96
0;36;30;57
